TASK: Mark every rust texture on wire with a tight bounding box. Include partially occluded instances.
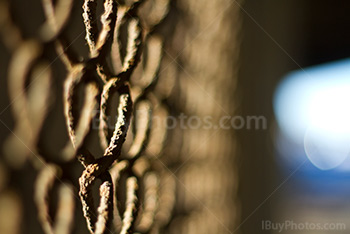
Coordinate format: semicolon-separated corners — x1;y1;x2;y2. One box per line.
1;0;242;233
0;0;175;233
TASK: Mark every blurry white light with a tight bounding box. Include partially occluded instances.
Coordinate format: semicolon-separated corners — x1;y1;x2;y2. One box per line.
274;59;350;171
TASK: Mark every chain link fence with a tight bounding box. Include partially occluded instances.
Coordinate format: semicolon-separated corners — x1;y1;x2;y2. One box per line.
0;0;242;233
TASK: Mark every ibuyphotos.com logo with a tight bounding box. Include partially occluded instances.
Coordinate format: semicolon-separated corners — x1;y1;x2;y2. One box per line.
262;220;346;232
92;110;267;131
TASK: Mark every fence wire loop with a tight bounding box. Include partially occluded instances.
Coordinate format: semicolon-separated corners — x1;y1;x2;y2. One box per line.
2;0;176;233
35;164;75;234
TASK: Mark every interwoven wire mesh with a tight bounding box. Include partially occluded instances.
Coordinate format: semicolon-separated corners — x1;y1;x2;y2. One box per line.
0;0;242;233
166;0;242;233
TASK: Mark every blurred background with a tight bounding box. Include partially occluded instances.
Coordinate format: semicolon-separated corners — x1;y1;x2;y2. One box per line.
1;0;350;234
239;1;350;234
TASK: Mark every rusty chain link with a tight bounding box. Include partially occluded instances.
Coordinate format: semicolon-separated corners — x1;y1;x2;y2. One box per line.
1;0;175;233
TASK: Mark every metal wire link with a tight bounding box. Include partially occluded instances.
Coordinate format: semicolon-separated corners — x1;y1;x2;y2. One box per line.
1;0;175;233
35;164;75;234
74;0;174;233
2;1;80;234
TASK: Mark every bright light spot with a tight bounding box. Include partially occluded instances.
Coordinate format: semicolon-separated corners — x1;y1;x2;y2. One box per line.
274;59;350;171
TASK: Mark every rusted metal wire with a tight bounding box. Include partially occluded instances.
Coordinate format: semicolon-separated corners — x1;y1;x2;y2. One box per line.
2;0;243;232
35;164;75;234
165;0;242;233
1;0;175;233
